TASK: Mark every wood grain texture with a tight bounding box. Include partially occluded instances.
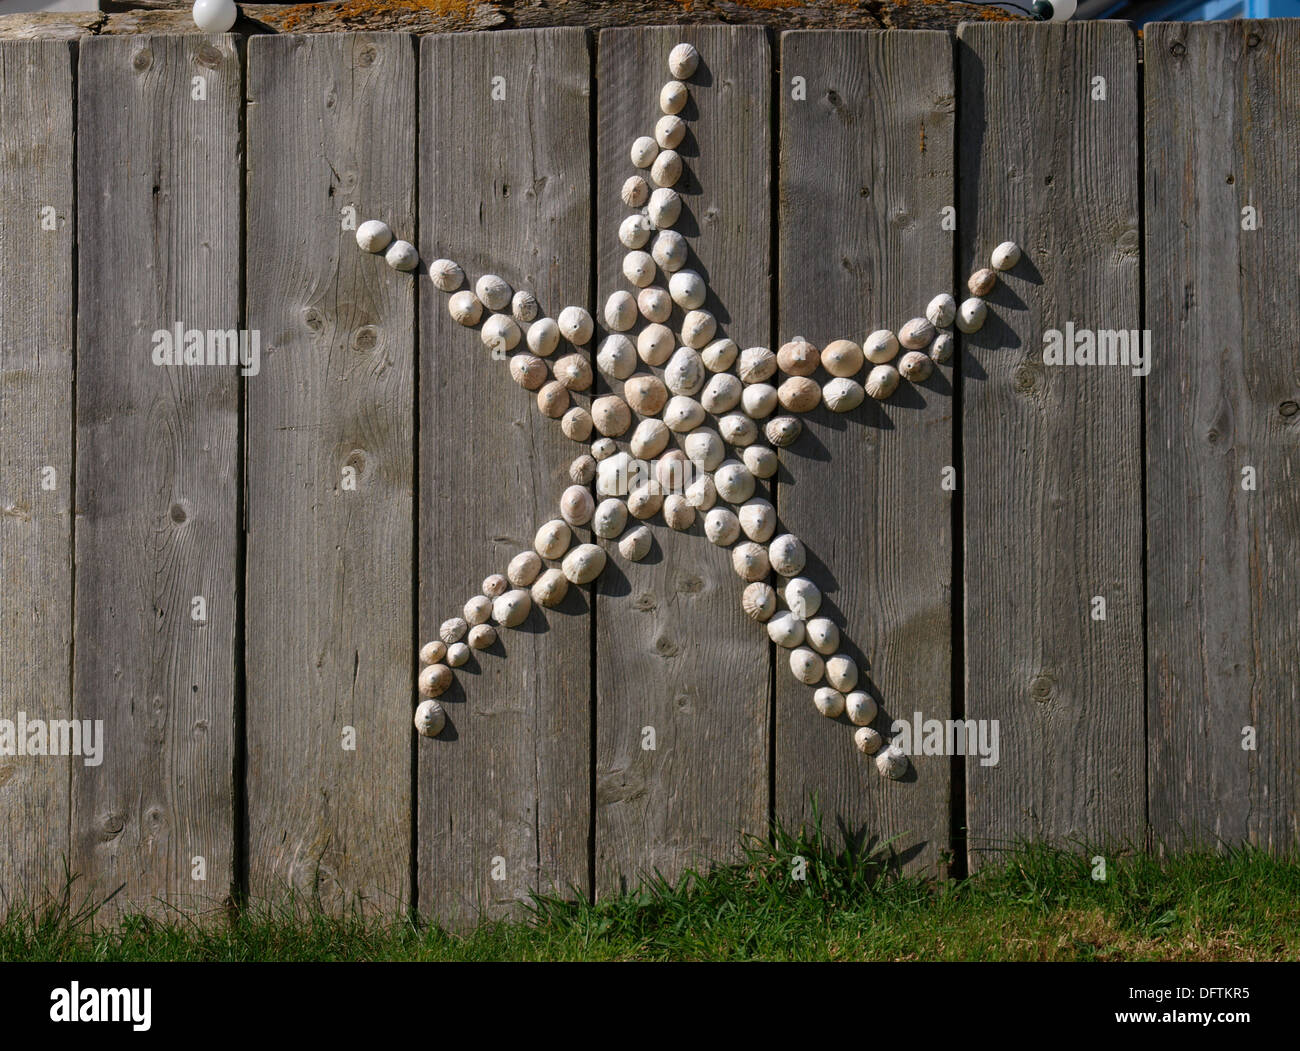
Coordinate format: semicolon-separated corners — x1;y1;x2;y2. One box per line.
0;41;75;911
245;34;414;914
1145;20;1300;852
0;14;104;40
594;26;770;896
73;34;240;916
418;29;591;928
775;30;954;872
958;22;1144;867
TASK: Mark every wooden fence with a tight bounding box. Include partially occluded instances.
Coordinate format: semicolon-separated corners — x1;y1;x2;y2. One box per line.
0;20;1296;927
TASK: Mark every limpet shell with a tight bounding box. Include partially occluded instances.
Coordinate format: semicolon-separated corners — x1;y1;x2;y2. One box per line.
652;230;688;273
766;611;805;648
445;642;470;667
531;567;569;608
777;376;820;413
511;290;539;323
714;460;755;504
655;449;690;492
592;497;629;539
625;374;670;416
420;639;447;665
777;339;819;377
968;268;997;297
596;452;634;497
665;347;706;396
765;416;802;448
428;258;463;292
623;250;656;287
619;214;652;250
663;493;695;531
876;743;909;779
596;334;637;381
955;298;987;334
814;687;845;718
449;290;483;326
684;428;724;471
508;550;543;587
562;543;607;584
648;188;682;229
592;395;632;436
656;114;686;150
663;396;705;433
414;698;447;736
825;653;858;692
854;726;883;755
668;269;706;310
863;329;898;364
930;331;954;365
846;691;878;727
732;541;770;582
356;219;392;253
527;316;561;357
619;524;652;561
621;175;650;207
684;474;716;511
630;418;671;459
990;240;1021;271
439;617;467;644
738;347;777;384
768;534;806;577
899;351;932;383
660;80;688;115
739;498;776;542
702;372;743;414
561;406;593;442
668;42;700;79
419;663;452;698
821;339;864;378
492;588;532;628
742;383;778;419
864;365;900;400
468;623;496;650
553;353;593;391
743;445;778;479
482;313;521;353
681;310;716;350
476;274;512;311
463;595;492;626
385;240;419;271
570;453;597;485
534;519;572;559
557;306;594;345
591;437;618;460
785;577;822;618
742;581;777;622
702;338;739;373
805;617;839;656
481;575;508;599
790;647;825;685
560;484;595;527
718;413;758;447
651;149;683;188
926;293;957;329
630;135;659;168
638;287;673;324
509;354;547;390
822;377;864;413
627;481;664;520
899;317;936;350
704;507;740;546
536;380;570;418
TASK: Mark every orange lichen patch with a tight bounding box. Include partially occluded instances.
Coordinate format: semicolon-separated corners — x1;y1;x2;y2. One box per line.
275;0;479;31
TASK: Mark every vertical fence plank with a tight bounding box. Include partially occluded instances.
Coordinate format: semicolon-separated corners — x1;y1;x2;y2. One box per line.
418;29;591;927
1145;20;1300;852
957;22;1144;866
0;41;75;909
594;26;770;894
775;30;954;871
246;34;414;914
73;35;240;914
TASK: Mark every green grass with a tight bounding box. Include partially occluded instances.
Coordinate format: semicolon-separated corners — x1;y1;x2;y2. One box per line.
4;818;1299;961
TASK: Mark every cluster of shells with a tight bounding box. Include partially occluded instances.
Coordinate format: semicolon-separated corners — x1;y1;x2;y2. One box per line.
371;43;1020;780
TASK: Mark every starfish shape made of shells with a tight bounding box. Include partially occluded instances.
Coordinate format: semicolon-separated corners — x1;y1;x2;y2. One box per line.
362;42;1021;780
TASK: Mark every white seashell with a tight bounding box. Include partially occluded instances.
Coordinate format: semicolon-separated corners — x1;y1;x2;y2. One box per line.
463;595;492;626
655;114;686;150
622;250;656;288
624;375;669;417
385;241;418;271
765;416;801;448
553;353;593;391
926;293;957;329
663;396;705;433
702;338;739;373
592;497;629;539
482;313;521;353
777;339;819;377
476;274;512;311
531;567;569;608
863;329;898;364
718;413;758;447
743;445;778;479
652;230;688;273
630;418;671;459
420;639;447;665
481;575;508;599
822;377;864;413
630;135;659;168
766;611;805;648
713;460;755;504
596;452;634;497
742;581;777;622
846;691;877;727
449;290;483;326
777;377;820;414
492;588;532;628
604;291;637;332
825;654;858;692
510;290;539;324
356;219;392;253
704;507;740;546
930;331;954;365
732;541;769;582
876;743;909;779
665;347;705;396
668;269;706;310
626;482;664;519
738;347;777;384
785;577;821;619
509;354;547;391
790;647;825;685
621;175;650;207
738;499;776;542
439;617;467;644
591;395;632;437
864;364;900;400
534;519;572;559
558;306;594;345
968;268;997;297
619;214;653;250
597;334;638;380
560;484;595;526
419;663;452;698
805;617;839;656
854;726;882;755
701;372;743;414
821;339;864;378
527;316;561;357
663;493;695;531
813;687;845;718
468;623;496;650
446;642;470;668
619;525;652;561
637;287;673;324
654;450;690;493
648;188;682;229
536;380;570;418
508;550;543;587
668;42;699;79
955;297;987;333
651;149;683;188
591;437;618;461
660;80;688;115
562;543;607;584
899;351;932;383
561;406;593;442
428;258;463;291
990;240;1021;271
680;310;716;350
741;383;778;419
684;474;716;511
767;534;806;577
414;698;447;737
899;317;935;350
570;453;597;485
684;428;724;471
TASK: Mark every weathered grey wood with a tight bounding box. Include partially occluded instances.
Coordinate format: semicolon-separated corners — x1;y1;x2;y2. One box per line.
418;29;591;927
246;33;414;914
73;34;240;915
0;13;104;40
594;26;770;895
1145;20;1300;852
0;41;75;912
958;22;1144;867
775;30;954;872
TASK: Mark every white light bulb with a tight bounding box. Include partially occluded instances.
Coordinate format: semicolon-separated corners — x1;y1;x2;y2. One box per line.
192;0;238;33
